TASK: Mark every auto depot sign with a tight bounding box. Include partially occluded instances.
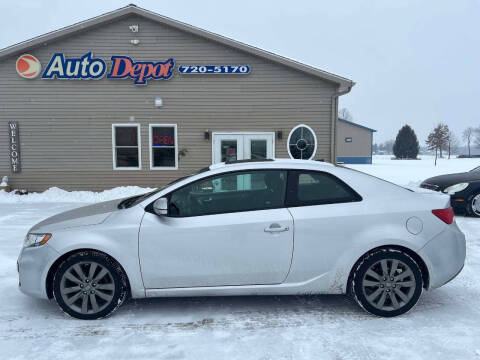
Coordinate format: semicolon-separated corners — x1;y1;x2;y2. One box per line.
15;52;250;85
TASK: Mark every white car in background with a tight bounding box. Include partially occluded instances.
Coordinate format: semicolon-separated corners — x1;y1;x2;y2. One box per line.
17;159;466;319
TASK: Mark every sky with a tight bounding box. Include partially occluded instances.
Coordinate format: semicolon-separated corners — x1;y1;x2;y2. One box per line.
1;0;479;144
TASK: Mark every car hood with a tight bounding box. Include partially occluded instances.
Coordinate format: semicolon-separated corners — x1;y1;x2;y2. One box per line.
29;198;124;232
422;172;479;190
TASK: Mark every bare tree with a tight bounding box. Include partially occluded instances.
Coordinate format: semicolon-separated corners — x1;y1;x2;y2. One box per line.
446;128;459;159
426;124;449;165
463;127;475;157
338;108;353;121
384;139;394;154
475;127;480;148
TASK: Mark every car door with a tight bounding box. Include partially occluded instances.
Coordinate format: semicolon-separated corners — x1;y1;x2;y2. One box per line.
138;169;294;289
285;170;364;283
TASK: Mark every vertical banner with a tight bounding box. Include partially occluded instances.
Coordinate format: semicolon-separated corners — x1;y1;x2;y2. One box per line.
8;122;21;173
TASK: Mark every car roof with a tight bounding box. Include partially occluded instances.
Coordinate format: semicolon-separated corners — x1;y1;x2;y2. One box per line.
209;158;334;171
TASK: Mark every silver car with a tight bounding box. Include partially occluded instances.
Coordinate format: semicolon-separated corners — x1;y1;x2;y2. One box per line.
17;159;466;319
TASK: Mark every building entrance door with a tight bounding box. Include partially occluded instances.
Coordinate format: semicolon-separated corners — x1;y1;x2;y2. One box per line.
213;133;275;164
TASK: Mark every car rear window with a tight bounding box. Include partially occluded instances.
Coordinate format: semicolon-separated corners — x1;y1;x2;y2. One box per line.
287;170;362;206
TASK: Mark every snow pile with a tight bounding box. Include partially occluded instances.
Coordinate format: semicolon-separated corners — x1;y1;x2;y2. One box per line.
0;186;154;204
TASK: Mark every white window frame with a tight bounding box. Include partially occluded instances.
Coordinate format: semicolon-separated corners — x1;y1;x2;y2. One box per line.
112;123;142;170
287;124;317;160
149;123;178;170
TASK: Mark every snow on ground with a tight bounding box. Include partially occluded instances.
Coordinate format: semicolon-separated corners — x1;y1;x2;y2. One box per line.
1;156;480;359
348;155;480;187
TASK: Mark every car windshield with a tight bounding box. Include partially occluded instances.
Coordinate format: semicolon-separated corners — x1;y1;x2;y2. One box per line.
470;166;480;173
117;167;210;209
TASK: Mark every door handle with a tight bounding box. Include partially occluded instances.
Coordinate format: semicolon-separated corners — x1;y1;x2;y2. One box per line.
264;223;289;233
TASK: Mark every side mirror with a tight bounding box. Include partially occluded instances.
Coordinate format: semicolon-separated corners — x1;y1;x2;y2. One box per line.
153;197;168;216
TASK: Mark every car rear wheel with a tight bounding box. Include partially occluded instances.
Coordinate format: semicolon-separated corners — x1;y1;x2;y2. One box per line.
351;249;423;317
468;193;480;217
53;251;127;320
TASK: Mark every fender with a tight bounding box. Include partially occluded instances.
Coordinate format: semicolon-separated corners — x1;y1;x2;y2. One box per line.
331;238;428;294
45;207;146;298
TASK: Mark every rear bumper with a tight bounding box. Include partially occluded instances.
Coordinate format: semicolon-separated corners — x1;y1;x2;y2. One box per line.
419;222;466;289
419;184;468;214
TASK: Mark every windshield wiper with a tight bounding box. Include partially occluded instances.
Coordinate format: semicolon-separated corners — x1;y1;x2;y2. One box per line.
118;190;161;209
118;196;141;209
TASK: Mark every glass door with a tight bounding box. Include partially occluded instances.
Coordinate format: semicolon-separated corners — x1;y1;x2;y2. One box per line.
213;134;244;164
244;134;274;160
213;133;274;164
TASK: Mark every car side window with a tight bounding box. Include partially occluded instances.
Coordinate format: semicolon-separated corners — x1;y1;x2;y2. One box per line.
287;170;361;206
168;170;287;217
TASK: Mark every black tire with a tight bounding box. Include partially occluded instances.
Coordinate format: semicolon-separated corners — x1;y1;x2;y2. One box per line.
351;249;423;317
467;192;480;218
53;251;128;320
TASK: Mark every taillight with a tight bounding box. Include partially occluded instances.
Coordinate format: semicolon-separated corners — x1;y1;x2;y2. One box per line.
432;207;454;224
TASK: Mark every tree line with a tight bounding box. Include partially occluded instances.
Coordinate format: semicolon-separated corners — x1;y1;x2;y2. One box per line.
339;108;479;164
372;124;480;165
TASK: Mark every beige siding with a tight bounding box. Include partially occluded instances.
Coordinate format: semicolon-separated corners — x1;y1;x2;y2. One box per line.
0;14;337;191
336;121;373;158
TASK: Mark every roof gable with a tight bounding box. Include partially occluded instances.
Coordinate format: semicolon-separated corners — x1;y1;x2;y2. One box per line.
0;4;354;91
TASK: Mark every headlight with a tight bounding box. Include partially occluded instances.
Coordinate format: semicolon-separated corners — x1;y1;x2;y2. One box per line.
23;233;52;248
443;183;469;195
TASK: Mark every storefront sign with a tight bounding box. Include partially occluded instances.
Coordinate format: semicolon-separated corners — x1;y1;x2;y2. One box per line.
152;134;175;146
42;52;106;80
178;65;250;74
41;52;174;84
152;126;175;147
16;52;250;84
8;122;21;173
16;54;42;79
108;56;174;84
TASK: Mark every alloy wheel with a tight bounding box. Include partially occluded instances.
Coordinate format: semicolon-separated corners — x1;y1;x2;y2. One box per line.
471;194;480;216
361;259;416;311
59;261;116;315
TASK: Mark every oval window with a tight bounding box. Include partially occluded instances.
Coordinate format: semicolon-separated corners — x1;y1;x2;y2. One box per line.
287;124;317;160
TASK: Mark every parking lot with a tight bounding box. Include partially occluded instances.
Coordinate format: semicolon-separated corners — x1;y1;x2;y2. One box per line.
1;156;480;359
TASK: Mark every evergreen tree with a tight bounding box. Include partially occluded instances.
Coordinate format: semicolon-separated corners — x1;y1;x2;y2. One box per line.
393;125;419;159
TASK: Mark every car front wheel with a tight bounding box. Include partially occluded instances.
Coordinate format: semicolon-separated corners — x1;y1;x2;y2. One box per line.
351;249;423;317
53;251;128;320
468;192;480;218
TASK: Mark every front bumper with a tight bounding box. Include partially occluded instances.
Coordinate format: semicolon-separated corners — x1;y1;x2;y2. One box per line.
419;222;466;289
17;244;59;299
450;196;468;214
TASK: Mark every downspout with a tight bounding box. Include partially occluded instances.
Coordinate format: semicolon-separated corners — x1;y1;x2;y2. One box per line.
370;131;373;164
330;83;354;163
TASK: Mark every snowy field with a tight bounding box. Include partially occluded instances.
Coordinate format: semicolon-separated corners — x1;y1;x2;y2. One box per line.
348;154;480;187
1;155;480;359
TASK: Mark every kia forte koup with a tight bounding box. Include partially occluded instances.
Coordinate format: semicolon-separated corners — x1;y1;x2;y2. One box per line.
17;159;466;319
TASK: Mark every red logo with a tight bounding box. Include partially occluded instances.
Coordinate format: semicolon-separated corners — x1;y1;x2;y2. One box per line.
16;54;41;79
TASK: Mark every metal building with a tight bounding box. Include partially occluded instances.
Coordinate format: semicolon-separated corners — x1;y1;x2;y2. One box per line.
1;5;354;191
336;118;376;164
